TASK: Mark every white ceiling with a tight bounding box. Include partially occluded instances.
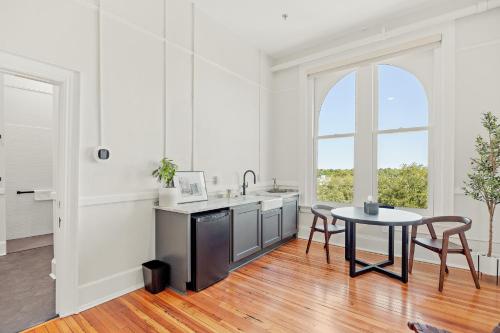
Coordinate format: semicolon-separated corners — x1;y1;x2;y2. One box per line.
191;0;476;58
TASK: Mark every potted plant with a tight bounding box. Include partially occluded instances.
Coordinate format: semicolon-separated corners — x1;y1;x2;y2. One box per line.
152;158;178;206
463;112;500;275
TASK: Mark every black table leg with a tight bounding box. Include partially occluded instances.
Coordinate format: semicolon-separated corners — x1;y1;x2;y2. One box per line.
388;226;394;265
345;220;350;260
346;223;411;283
348;221;356;277
401;225;409;283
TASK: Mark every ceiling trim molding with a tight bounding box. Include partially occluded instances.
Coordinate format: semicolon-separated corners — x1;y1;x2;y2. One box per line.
307;34;441;77
271;0;500;72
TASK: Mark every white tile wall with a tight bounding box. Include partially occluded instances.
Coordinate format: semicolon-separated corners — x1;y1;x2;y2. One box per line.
4;77;54;240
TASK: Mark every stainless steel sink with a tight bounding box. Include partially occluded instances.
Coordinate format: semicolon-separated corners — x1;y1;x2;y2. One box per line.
266;189;296;193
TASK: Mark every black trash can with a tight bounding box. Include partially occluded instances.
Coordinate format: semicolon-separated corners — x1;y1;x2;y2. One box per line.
142;260;169;294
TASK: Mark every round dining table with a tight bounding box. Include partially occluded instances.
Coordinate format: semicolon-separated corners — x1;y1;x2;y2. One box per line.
331;206;422;283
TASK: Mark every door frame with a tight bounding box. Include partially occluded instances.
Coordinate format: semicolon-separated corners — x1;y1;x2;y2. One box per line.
0;50;80;316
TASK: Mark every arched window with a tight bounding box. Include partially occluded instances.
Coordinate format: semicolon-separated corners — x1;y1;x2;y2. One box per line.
376;64;429;209
314;54;432;211
316;71;356;203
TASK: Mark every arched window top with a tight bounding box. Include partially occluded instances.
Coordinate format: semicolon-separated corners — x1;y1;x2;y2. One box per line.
318;71;356;136
378;64;428;130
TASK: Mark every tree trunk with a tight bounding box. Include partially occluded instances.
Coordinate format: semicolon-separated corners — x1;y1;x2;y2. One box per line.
488;204;495;257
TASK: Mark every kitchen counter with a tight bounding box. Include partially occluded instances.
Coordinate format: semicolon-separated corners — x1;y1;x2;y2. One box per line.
155;189;299;293
155;191;299;214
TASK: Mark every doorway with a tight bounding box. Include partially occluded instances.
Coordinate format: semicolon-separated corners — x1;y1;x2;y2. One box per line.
0;74;57;332
0;52;80;330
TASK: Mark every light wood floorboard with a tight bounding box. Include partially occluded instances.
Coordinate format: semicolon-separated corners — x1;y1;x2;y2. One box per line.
24;239;500;333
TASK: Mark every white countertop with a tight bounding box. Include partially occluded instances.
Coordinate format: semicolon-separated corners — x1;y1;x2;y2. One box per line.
155;190;299;214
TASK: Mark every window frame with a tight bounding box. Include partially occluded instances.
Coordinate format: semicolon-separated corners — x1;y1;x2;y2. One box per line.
371;62;433;215
313;59;434;215
313;68;358;206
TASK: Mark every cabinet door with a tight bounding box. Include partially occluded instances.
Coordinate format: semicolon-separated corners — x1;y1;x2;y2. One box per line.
262;209;281;248
231;203;261;262
282;197;298;239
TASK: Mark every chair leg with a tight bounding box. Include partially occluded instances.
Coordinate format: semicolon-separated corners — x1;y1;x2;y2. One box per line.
459;232;480;289
323;219;330;264
409;225;418;273
409;239;415;274
438;253;449;274
439;239;449;292
306;217;317;254
324;233;331;248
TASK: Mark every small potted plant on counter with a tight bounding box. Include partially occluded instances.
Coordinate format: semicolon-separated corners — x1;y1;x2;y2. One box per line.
152;157;178;207
464;112;500;278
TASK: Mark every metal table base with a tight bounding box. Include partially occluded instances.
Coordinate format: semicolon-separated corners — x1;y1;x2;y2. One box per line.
345;221;409;283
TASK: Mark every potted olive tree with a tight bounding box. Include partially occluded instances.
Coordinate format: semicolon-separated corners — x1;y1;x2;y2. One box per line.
152;158;178;206
463;112;500;275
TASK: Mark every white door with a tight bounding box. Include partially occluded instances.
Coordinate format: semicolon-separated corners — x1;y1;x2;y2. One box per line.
0;74;5;256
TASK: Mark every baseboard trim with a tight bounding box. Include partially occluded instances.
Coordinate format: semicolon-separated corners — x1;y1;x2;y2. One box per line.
0;241;5;256
79;282;144;313
78;266;144;312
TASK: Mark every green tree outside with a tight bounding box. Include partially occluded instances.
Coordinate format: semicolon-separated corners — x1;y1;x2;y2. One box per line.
317;163;428;208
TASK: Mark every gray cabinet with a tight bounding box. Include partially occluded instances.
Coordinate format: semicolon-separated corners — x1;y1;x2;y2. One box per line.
282;196;298;239
231;203;261;262
262;208;281;248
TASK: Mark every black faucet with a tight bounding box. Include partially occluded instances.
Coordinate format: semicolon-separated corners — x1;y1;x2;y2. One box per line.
242;170;256;195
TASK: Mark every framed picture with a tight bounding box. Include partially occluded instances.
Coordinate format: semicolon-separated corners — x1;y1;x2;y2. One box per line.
173;171;208;204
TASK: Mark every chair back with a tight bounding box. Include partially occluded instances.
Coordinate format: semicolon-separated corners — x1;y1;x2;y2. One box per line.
423;216;471;225
420;216;472;238
311;204;334;221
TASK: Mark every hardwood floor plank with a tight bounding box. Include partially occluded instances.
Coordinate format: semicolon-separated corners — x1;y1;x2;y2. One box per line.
131;289;212;333
118;296;172;333
23;239;500;333
71;314;98;333
98;298;153;332
62;316;85;333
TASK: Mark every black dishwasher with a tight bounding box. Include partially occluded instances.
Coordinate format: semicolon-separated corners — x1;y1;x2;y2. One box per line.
189;209;230;291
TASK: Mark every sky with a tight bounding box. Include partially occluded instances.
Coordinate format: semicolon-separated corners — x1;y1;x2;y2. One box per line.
318;65;428;170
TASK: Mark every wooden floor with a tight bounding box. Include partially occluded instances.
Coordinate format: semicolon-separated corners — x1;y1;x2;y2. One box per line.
25;239;499;333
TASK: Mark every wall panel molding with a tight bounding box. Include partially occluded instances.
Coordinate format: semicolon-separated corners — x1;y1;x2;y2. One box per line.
457;37;500;52
70;0;270;90
79;191;158;207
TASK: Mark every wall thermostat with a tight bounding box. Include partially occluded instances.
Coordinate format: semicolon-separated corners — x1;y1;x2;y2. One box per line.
94;146;110;162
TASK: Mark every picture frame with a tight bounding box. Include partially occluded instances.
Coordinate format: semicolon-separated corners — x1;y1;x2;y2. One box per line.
173;171;208;204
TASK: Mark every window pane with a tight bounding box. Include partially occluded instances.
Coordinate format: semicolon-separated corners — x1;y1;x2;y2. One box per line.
317;137;354;203
377;131;428;208
378;65;428;130
318;71;356;136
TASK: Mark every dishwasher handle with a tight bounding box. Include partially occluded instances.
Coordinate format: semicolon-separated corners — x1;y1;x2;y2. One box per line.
193;210;229;223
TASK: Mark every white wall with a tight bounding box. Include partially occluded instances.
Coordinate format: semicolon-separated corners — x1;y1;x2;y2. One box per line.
0;0;273;310
166;4;273;193
454;7;500;253
271;67;300;186
272;8;500;267
3;75;54;241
